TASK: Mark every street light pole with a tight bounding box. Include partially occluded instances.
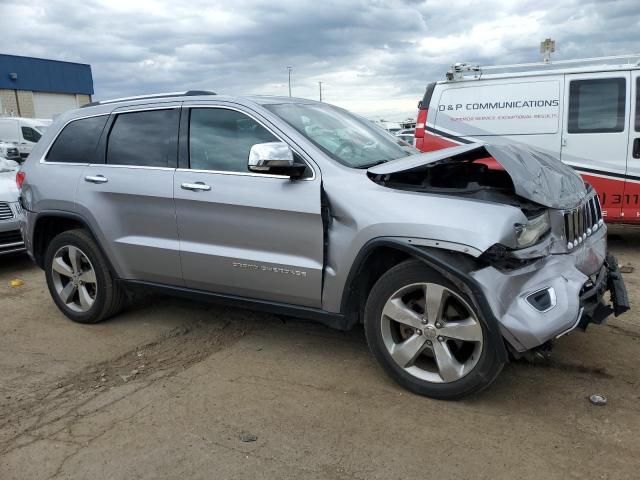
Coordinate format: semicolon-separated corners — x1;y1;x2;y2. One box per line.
287;66;293;97
318;81;323;102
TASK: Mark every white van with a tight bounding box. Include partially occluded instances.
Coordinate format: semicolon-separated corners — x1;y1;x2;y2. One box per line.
0;117;52;159
414;55;640;224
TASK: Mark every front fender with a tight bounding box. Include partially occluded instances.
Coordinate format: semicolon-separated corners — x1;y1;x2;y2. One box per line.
339;237;508;363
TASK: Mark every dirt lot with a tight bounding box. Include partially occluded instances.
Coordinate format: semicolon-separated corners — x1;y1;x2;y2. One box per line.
1;227;639;480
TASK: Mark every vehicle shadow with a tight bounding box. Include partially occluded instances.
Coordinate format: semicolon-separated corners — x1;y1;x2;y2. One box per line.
0;252;35;276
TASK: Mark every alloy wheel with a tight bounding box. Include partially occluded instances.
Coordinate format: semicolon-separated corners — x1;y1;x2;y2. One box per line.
380;282;483;383
50;245;98;313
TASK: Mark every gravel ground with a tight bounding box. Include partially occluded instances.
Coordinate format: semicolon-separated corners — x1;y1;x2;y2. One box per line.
1;227;639;479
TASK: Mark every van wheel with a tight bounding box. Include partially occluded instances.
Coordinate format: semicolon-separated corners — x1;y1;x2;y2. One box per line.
44;229;126;324
364;260;504;399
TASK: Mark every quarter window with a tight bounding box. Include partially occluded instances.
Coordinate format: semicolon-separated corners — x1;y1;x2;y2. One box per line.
568;78;626;133
46;116;108;163
189;108;278;172
106;109;179;167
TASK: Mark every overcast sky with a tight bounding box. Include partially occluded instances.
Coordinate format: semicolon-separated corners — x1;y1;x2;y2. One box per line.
2;0;639;120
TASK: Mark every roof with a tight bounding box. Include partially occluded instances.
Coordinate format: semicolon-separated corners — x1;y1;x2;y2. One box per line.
0;54;93;95
442;54;640;84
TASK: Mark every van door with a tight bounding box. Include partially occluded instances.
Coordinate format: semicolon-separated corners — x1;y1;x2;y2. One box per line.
624;71;640;222
561;72;630;220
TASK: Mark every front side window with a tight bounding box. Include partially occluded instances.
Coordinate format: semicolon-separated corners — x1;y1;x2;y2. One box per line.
46;115;108;163
106;109;179;167
189;108;277;172
21;126;41;143
568;78;626;133
265;102;413;168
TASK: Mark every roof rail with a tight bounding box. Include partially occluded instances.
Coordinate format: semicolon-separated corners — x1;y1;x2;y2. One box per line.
446;54;640;80
81;90;216;108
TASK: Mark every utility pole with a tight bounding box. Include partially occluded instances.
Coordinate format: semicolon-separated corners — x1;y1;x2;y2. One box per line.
287;66;293;97
318;81;323;102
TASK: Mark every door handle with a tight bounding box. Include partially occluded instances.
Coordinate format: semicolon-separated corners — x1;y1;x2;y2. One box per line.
633;138;640;159
84;175;108;184
181;182;211;191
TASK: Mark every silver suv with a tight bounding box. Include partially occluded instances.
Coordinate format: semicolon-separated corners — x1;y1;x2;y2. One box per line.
18;91;629;399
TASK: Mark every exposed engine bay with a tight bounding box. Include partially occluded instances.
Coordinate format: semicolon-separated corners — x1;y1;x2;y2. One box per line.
366;143;589;212
368;153;546;217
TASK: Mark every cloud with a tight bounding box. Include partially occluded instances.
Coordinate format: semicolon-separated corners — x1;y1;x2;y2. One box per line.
1;0;638;120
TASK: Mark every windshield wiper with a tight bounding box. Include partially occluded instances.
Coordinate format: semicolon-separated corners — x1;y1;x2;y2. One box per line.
356;159;390;169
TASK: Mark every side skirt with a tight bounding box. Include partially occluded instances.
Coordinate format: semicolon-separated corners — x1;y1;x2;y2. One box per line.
120;279;350;331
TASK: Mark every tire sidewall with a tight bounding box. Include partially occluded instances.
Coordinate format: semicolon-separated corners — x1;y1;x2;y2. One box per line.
44;231;110;323
364;260;503;399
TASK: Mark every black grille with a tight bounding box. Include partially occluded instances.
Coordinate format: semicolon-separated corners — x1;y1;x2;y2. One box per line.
0;202;13;221
564;195;603;249
0;229;24;253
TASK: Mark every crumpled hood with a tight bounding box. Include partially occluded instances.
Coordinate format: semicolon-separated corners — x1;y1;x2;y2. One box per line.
368;143;587;209
0;169;19;202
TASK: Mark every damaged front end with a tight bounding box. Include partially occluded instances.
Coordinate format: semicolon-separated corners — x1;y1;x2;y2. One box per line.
368;143;630;355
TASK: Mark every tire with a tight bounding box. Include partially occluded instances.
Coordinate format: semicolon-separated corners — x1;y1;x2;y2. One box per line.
44;229;126;324
364;259;504;399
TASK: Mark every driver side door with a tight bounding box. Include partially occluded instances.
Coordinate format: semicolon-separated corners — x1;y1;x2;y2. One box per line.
174;104;324;307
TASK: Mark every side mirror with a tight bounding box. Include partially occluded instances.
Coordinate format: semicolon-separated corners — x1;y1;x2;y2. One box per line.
248;142;306;178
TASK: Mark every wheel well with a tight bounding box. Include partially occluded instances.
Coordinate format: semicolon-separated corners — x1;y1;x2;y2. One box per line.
344;246;411;324
32;215;85;268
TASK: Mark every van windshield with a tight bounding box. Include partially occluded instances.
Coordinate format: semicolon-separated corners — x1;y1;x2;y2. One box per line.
265;103;414;168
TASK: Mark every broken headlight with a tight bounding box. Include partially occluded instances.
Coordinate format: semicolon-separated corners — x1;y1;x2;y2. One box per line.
515;211;550;248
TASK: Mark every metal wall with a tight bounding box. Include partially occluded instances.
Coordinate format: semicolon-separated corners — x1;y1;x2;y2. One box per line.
0;54;93;95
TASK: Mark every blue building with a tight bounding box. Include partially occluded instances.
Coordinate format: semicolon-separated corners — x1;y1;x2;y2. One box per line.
0;54;93;119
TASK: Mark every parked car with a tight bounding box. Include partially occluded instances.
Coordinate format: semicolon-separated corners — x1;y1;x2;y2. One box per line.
395;128;415;144
0;117;52;159
414;54;640;224
0;158;25;255
18;92;629;399
0;141;21;163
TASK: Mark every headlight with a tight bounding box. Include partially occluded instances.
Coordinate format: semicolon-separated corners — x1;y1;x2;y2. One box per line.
515;211;550;248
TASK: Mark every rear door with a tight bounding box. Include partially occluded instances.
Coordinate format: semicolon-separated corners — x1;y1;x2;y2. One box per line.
624;71;640;222
561;72;630;220
174;103;324;307
75;104;182;284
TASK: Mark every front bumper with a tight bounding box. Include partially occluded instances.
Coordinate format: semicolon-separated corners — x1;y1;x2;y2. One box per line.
471;226;629;352
0;202;26;255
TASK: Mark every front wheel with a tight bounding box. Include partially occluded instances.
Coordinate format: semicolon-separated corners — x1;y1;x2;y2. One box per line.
364;260;504;399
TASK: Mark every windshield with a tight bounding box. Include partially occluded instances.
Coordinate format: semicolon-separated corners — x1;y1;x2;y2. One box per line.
35;125;49;134
265;103;414;168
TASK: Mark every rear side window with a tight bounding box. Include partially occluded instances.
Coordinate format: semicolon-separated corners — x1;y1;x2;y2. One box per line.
568;78;626;133
106;109;179;167
189;108;277;172
21;126;41;143
46;115;108;163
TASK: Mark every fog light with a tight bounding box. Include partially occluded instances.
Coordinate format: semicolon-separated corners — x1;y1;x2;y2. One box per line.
526;287;557;312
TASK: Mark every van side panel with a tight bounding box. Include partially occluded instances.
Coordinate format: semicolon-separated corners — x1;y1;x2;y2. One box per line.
0;119;20;143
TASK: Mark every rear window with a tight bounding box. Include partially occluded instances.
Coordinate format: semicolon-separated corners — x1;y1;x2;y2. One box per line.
106;109;179;167
568;78;626;133
46;116;108;163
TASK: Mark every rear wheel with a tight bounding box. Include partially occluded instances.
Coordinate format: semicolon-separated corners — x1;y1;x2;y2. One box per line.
44;229;126;324
364;260;504;399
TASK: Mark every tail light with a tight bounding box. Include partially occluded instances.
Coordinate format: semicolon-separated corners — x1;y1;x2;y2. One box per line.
16;171;25;189
414;108;428;150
